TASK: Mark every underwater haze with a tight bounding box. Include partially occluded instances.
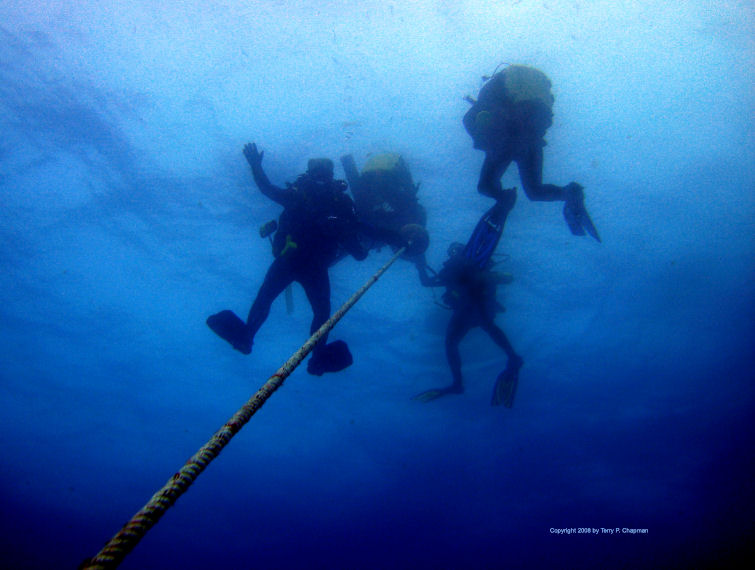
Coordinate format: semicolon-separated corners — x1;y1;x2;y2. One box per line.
1;1;753;568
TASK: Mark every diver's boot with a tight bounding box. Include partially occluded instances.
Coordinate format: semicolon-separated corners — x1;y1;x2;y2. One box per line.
479;186;505;202
508;354;524;373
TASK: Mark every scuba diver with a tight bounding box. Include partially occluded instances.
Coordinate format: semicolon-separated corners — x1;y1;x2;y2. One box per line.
340;152;431;270
463;64;601;242
414;189;523;407
340;152;427;250
206;142;367;376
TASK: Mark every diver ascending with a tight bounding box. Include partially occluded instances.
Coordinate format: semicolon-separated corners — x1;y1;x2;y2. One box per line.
464;64;600;242
415;189;523;407
206;143;367;376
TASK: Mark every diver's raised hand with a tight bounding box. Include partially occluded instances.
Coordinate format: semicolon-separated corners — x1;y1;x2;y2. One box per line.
243;143;264;169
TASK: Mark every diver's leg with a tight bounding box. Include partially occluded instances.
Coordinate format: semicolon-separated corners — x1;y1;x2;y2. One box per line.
445;312;472;393
518;143;600;240
301;265;356;376
516;144;564;201
412;311;472;402
246;257;294;339
482;317;524;407
488;186;517;226
300;264;332;352
480;318;520;363
478;151;513;199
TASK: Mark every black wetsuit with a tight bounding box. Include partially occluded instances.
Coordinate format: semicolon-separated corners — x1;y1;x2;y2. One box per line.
463;71;565;202
340;153;427;254
247;164;367;356
418;200;519;391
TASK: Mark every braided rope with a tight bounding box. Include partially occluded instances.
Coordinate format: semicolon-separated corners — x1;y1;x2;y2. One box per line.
81;246;407;569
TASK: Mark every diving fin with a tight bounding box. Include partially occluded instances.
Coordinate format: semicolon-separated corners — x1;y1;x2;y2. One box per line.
581;210;601;243
413;389;447;403
491;356;523;408
412;385;463;403
563;183;601;243
206;310;252;355
307;340;353;376
563;201;586;237
463;209;504;269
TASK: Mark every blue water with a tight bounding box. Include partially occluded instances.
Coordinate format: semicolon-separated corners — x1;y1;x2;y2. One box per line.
1;2;753;569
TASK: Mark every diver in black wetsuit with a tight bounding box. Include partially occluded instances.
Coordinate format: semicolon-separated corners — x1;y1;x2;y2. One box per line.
206;143;367;376
463;64;600;242
414;191;523;406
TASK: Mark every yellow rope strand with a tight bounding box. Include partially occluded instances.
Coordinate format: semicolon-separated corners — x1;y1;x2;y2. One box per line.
81;246;407;569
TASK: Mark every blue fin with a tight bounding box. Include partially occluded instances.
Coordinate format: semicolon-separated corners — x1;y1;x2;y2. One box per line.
491;356;523;407
463;211;503;268
412;385;463;403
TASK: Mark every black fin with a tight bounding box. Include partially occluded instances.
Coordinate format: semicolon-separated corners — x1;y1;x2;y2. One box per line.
307;340;353;376
206;310;252;354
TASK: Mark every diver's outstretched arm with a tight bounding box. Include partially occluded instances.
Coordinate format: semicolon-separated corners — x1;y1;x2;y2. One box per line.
243;142;290;206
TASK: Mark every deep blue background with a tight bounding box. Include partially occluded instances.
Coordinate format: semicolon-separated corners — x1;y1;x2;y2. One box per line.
1;2;753;568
